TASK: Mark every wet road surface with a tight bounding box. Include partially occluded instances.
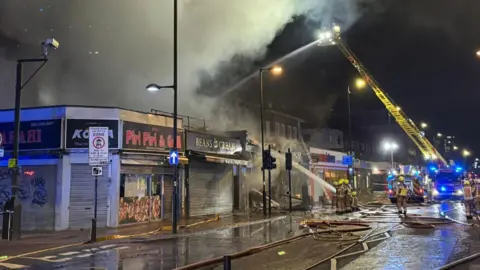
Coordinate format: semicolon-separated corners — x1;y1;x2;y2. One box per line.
2;201;480;270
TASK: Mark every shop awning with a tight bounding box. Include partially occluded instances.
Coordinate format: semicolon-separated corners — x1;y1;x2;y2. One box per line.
120;151;189;165
312;162;348;170
188;151;250;166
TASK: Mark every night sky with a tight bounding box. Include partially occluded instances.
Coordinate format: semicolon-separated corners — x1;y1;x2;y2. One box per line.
0;0;478;158
223;0;480;156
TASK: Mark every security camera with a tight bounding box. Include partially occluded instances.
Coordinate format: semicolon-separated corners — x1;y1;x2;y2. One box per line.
42;38;59;56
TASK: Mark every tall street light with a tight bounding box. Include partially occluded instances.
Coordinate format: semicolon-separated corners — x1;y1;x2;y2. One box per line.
463;149;471;168
259;65;282;216
347;78;366;183
384;141;399;169
3;39;59;241
144;0;179;234
420;122;428;129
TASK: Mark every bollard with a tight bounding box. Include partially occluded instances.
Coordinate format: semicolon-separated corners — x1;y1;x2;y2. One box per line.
223;255;232;270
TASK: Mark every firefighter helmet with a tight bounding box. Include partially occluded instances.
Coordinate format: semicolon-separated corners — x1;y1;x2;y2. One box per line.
465;180;471;186
344;179;349;185
398;176;405;182
333;181;339;186
351;191;357;196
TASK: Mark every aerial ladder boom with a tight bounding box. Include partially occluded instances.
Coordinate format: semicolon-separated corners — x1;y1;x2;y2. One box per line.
318;25;448;166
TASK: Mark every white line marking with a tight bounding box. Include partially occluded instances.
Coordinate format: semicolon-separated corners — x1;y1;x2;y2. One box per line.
76;253;93;258
37;256;57;260
82;249;91;252
100;244;117;249
59;251;81;256
0;262;28;269
115;246;129;250
90;248;99;251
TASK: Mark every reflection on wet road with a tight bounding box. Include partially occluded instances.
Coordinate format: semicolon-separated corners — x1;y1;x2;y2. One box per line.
8;201;480;270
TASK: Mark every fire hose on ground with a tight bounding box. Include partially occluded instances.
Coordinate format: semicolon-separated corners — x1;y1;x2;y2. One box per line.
437;252;480;270
174;221;373;270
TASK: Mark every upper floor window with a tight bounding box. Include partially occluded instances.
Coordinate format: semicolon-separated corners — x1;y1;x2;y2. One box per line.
275;122;280;136
337;136;341;145
281;124;286;137
293;127;298;140
287;126;292;139
329;134;333;143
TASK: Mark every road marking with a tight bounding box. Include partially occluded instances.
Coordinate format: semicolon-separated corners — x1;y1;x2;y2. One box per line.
0;262;28;269
36;256;57;260
90;248;99;251
76;253;93;258
100;244;117;249
115;246;129;250
59;251;81;256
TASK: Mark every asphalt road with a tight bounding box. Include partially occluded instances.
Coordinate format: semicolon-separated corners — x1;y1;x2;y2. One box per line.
2;201;480;270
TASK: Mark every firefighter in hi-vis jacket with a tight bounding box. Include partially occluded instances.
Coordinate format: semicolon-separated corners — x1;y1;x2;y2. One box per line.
396;176;408;215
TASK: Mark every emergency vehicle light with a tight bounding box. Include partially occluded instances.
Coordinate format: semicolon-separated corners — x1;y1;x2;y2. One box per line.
440;186;446;192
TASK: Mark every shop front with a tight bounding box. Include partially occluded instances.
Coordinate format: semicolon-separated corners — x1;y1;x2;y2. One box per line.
64;118;120;229
0;119;62;230
186;131;248;217
309;147;348;204
119;121;186;225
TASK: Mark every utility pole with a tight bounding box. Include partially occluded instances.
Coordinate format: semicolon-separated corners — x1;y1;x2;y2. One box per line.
259;71;267;216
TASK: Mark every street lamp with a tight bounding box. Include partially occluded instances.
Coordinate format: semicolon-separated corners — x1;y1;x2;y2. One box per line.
476;50;480;57
259;65;282;216
437;133;442;137
3;39;59;241
384;141;399;169
453;145;459;151
143;0;179;234
146;82;179;234
347;77;366;183
463;149;471;157
420;122;428;129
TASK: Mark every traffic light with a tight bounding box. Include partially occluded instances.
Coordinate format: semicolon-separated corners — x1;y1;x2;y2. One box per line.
262;150;271;170
270;155;277;170
285;152;292;170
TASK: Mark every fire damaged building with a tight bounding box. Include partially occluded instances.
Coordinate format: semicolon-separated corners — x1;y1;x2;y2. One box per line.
184;130;250;217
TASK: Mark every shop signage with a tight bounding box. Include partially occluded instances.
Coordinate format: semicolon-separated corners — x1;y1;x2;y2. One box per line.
0;119;62;151
65;119;119;149
311;153;336;163
187;132;242;155
122;121;184;152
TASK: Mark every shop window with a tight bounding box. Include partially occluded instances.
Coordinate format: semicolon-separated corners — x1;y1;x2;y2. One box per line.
119;174;161;225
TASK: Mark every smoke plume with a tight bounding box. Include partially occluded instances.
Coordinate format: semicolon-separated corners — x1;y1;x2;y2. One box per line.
0;0;376;117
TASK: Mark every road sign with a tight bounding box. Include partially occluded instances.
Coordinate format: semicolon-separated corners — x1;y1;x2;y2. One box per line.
169;150;179;165
8;158;16;168
92;166;103;176
342;155;353;166
0;148;4;158
89;127;109;166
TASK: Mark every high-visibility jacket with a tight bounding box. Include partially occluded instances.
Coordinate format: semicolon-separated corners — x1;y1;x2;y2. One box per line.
464;185;473;200
337;185;345;198
397;182;408;197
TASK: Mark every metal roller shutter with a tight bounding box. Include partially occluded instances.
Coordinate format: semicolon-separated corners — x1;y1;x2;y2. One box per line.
189;161;233;217
162;175;174;218
69;164;109;229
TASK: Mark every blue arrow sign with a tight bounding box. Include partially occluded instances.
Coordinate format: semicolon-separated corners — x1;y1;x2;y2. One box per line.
342;155;353;165
169;150;179;165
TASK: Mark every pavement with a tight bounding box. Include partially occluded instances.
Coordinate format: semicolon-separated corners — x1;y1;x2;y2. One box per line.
2;199;480;269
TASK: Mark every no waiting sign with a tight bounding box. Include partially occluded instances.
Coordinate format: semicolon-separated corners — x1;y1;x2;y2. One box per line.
89;127;109;166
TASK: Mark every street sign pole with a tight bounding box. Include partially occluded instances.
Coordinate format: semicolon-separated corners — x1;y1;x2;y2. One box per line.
88;127;109;243
91;175;98;243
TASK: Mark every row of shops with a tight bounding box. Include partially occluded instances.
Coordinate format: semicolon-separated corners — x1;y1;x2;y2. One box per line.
0;106;253;231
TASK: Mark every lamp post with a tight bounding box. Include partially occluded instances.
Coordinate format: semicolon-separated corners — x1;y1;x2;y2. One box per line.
259;65;282;216
347;78;366;183
384;141;399;169
463;149;471;169
2;39;59;241
144;0;179;234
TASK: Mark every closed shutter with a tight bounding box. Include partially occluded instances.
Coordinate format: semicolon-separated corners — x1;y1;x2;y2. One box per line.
69;164;109;229
189;161;233;217
162;175;174;218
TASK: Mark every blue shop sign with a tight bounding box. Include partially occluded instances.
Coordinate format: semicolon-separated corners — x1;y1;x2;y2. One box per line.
0;120;62;151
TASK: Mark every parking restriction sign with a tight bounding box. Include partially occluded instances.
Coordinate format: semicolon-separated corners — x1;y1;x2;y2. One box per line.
89;127;109;166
